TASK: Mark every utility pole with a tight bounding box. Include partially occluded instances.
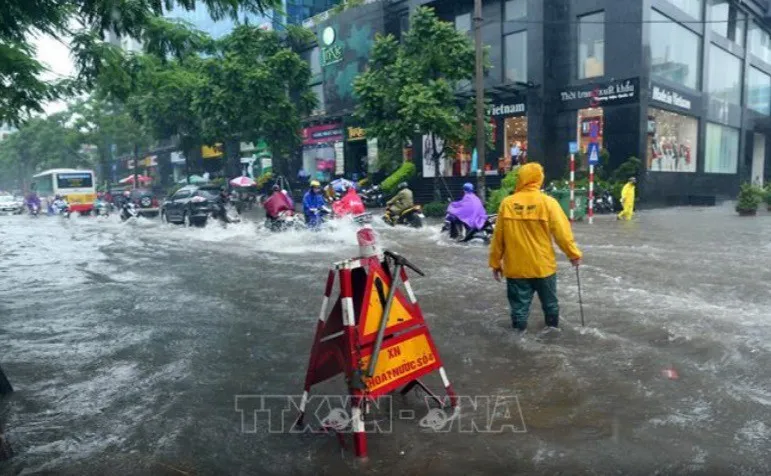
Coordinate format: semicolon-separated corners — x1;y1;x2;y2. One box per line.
133;143;140;190
474;0;486;200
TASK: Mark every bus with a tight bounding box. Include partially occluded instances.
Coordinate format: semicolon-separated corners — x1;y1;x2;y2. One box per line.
31;169;97;214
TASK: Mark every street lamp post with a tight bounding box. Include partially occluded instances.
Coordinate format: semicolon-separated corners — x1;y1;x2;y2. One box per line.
474;0;486;200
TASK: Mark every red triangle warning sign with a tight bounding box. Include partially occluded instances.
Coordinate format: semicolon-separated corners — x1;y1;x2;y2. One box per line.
357;267;423;345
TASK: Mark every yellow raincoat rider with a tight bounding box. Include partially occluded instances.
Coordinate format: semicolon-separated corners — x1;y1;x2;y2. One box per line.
489;163;582;333
617;177;636;221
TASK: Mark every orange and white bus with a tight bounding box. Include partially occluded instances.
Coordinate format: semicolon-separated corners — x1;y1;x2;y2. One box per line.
32;169;97;213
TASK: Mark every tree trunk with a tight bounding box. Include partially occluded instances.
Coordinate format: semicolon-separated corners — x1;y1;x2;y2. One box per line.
431;134;441;202
224;138;241;179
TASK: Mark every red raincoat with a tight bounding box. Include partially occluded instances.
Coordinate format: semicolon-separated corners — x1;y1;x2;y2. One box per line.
263;191;294;218
332;188;366;217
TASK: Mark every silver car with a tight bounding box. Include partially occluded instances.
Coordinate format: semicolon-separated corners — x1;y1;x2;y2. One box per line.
0;194;23;214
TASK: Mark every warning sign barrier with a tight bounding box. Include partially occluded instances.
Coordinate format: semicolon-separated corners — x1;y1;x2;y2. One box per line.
296;227;456;458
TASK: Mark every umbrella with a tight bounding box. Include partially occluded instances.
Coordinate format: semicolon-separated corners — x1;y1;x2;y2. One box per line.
230;176;256;187
119;175;152;185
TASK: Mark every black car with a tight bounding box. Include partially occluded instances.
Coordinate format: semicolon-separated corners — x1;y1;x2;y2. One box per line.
129;188;160;218
161;185;223;226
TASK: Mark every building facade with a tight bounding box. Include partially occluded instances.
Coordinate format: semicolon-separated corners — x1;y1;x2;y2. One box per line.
300;0;771;203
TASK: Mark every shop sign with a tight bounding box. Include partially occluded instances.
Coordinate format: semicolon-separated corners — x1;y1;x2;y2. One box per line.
320;26;343;67
650;82;699;113
303;123;344;145
334;141;345;175
489;102;526;117
347;126;366;141
559;78;639;110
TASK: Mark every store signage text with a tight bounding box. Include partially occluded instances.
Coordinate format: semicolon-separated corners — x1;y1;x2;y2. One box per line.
303;123;344;145
347;126;366;141
489;103;526;116
651;86;692;111
559;78;638;108
320;27;343;67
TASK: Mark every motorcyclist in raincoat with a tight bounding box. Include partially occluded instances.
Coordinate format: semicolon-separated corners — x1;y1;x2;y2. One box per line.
488;162;583;335
263;184;295;220
25;190;41;213
617;177;636;221
332;184;366;217
384;182;414;225
445;182;487;233
303;180;327;228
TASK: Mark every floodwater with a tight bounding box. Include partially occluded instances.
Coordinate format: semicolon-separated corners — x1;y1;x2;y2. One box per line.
1;205;770;475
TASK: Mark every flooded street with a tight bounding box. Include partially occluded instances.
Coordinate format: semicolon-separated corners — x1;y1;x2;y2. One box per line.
1;206;771;474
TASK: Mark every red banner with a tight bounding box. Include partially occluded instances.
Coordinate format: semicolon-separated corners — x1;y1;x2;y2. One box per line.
302;123;344;145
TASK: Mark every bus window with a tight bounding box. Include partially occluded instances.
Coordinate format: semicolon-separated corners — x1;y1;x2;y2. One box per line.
56;173;94;189
34;176;54;195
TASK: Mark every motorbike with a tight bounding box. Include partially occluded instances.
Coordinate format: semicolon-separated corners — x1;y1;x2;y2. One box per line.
215;200;241;225
27;202;40;217
593;189;615;214
120;201;139;221
383;205;425;229
306;205;331;230
442;213;497;243
93;200;111;217
265;210;305;232
359;185;386;208
50;200;71;218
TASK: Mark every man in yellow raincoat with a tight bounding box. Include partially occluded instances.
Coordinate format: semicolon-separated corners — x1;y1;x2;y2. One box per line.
617;177;637;221
489;163;583;334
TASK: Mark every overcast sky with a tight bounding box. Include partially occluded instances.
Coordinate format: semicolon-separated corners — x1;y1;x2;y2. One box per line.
31;32;75;116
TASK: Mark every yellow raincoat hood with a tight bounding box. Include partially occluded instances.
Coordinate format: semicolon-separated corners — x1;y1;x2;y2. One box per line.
489;162;582;278
515;163;545;193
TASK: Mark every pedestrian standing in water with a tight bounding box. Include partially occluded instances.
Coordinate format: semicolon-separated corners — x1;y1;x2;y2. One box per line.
617;177;637;221
489;163;583;335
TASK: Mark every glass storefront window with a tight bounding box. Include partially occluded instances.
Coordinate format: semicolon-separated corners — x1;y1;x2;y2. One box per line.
311;84;324;115
747;67;771;115
650;10;702;90
502;116;528;173
577;107;603;160
455;12;471;33
303;144;336;182
709;0;745;47
663;0;703;19
310;47;321;76
708;44;742;105
505;0;527;21
578;12;605;79
505;31;527;83
749;22;771;64
647;108;698;173
705;123;739;173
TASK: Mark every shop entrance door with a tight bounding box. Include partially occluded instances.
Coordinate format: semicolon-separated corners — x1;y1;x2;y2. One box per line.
752;133;765;186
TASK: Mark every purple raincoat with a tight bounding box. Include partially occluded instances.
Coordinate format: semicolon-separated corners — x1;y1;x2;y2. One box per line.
446;192;487;231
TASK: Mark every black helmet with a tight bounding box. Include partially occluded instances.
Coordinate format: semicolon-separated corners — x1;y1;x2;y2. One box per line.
272;184;280;192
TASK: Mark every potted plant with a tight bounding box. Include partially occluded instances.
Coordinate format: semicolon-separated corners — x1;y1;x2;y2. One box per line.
736;183;763;216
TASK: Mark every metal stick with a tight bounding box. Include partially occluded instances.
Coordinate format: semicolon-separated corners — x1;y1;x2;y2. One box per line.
575;266;585;327
366;263;404;378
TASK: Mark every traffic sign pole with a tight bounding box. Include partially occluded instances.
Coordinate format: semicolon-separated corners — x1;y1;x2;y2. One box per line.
588;163;594;224
569;153;575;223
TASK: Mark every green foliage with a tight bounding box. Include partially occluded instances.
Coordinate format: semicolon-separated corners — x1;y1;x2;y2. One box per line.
613;156;643;182
736;183;763;213
379;162;416;193
1;0;279;124
256;172;274;189
422;201;447;217
486;166;520;214
354;7;488;190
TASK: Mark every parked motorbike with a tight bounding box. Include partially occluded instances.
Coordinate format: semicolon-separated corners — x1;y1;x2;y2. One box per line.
359;185;386;208
383;205;425;228
442;213;497;243
120;202;139;221
593;189;615;214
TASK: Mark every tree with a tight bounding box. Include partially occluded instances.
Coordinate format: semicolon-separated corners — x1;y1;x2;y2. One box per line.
353;7;488;199
0;112;89;190
193;24;315;177
0;0;279;125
